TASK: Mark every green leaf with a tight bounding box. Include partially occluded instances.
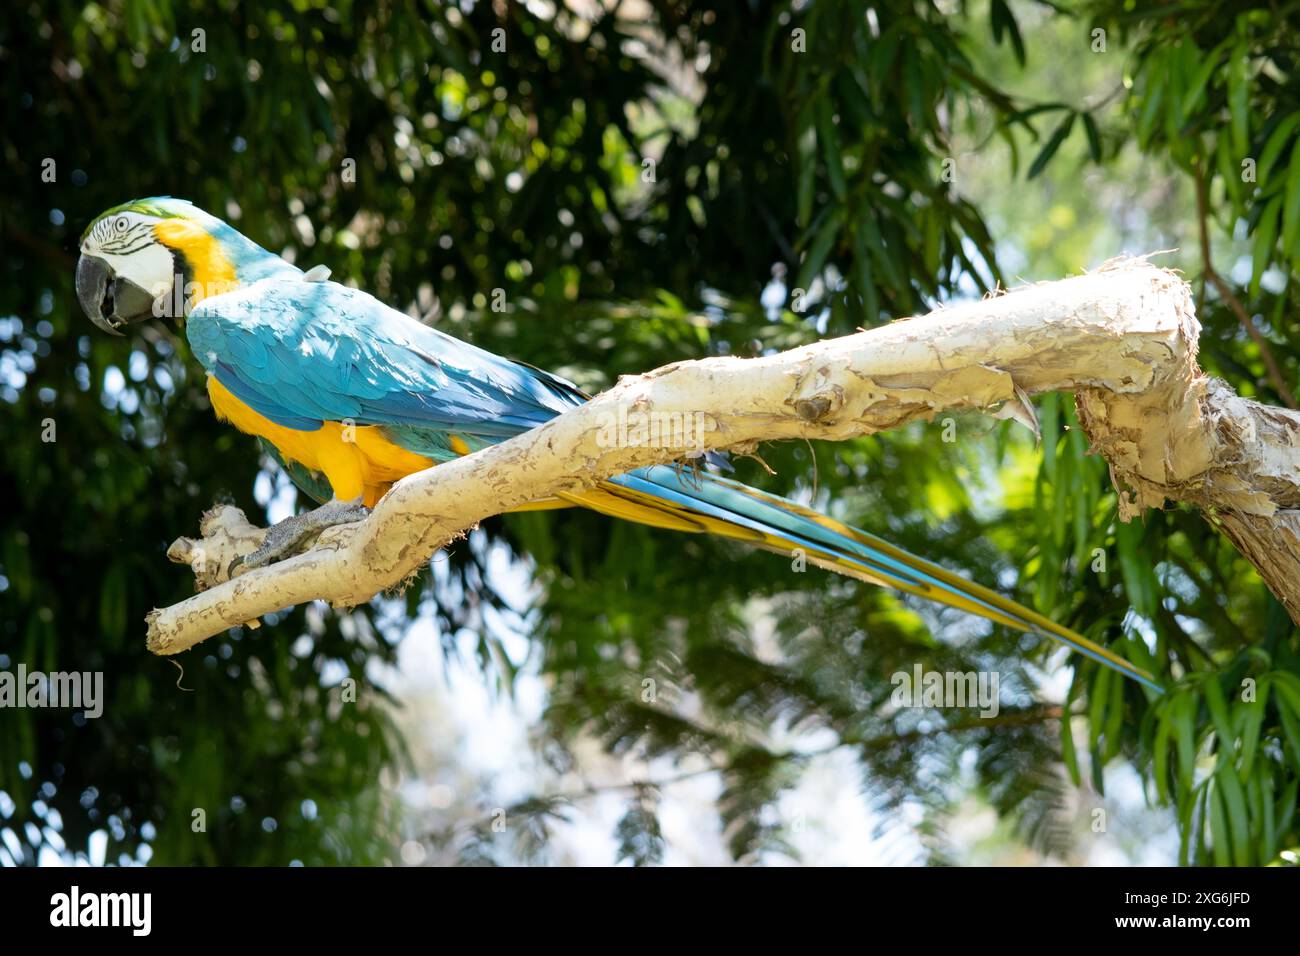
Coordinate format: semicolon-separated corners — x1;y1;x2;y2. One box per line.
1179;41;1226;123
795;211;843;293
989;0;1025;66
1060;708;1082;787
1207;780;1232;867
796;111;817;228
851;226;880;323
1258;113;1300;187
1104;661;1125;761
1228;49;1250;159
1090;740;1107;795
1239;677;1268;777
1178;789;1197;866
1218;130;1243;206
902;42;926;131
1040;393;1060;484
1136;69;1166;146
1028;112;1077;180
1281;144;1300;261
922;207;942;276
1003;102;1072;132
1274;684;1300;770
1089;665;1112;752
1082;112;1103;163
815;97;847;201
1271;670;1300;707
1115;516;1155;619
1202;674;1237;766
1215;763;1252;866
1261;772;1277;862
1173;690;1197;791
867;24;903;107
1276;778;1299;845
1245;769;1263;852
1153;700;1173;803
859;210;905;292
1250;195;1282;299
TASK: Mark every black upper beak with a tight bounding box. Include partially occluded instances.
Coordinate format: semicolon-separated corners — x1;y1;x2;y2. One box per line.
76;254;157;335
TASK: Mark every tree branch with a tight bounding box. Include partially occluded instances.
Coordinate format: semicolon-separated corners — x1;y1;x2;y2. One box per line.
146;259;1300;654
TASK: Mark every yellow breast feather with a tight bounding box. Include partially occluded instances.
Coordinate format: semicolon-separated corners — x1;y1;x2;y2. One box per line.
206;377;432;506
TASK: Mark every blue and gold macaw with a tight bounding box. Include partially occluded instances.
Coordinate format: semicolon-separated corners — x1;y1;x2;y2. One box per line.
76;198;1160;691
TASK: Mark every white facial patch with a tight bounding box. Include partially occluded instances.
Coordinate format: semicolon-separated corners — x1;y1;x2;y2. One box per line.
82;211;175;299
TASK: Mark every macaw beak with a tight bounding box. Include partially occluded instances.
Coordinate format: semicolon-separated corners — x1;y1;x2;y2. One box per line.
76;254;157;336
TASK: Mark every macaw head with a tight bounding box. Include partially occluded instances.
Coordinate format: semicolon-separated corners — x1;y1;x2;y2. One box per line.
77;197;289;335
77;198;185;334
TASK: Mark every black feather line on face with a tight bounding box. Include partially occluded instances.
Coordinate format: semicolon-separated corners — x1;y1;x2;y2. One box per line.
170;246;193;290
148;247;196;320
97;222;154;254
102;236;156;256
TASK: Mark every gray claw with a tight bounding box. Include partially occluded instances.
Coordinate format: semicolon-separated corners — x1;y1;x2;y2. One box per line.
227;499;369;578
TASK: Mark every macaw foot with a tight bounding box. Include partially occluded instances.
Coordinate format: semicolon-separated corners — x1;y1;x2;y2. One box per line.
227;498;370;578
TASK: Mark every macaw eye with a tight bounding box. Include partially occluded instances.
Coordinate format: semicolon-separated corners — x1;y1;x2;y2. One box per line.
115;216;128;231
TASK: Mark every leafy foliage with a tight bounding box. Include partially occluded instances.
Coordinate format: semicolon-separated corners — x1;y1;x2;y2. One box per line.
991;0;1300;865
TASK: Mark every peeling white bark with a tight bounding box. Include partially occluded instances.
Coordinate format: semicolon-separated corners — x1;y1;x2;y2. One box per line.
146;259;1300;654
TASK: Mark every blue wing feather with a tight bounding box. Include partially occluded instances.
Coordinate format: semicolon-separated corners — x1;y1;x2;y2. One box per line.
187;279;583;436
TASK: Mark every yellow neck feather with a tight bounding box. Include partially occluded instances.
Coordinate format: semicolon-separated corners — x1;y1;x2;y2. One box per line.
153;220;238;305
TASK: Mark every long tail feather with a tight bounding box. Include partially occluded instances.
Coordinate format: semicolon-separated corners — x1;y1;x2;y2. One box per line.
563;464;1161;693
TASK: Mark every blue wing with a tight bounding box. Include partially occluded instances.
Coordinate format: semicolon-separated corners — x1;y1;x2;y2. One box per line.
186;278;584;440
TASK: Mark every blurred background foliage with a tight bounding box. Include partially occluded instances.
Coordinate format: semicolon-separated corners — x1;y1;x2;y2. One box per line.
1;0;1298;865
